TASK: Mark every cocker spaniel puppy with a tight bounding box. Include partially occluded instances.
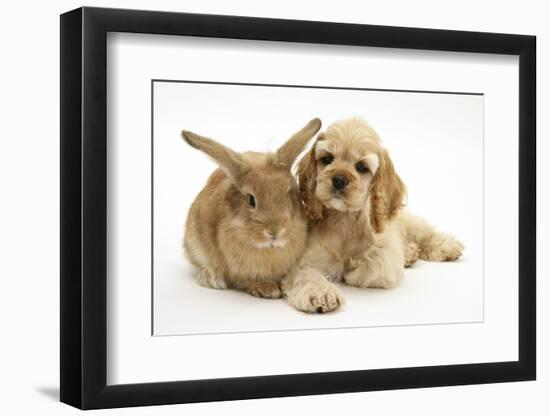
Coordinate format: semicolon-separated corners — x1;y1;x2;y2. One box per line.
282;117;464;313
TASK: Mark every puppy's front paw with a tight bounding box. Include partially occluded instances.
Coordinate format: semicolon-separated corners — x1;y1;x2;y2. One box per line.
245;281;282;299
288;281;344;313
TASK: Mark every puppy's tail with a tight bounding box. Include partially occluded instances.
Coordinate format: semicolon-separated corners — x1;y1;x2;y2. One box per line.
397;211;464;265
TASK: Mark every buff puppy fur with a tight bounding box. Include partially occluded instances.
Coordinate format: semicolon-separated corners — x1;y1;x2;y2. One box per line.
282;117;464;313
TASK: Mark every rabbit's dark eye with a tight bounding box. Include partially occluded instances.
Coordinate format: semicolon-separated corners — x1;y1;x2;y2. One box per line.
356;161;369;173
320;155;334;165
248;194;256;208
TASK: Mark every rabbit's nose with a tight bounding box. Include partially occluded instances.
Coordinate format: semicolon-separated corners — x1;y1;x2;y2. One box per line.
265;227;284;240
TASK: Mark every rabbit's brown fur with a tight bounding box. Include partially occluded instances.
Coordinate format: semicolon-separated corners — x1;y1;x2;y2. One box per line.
182;119;321;298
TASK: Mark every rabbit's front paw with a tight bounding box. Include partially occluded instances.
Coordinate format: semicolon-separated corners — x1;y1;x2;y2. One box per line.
245;281;282;299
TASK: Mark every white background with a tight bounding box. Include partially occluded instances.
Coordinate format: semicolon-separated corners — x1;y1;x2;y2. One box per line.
153;81;485;336
0;0;546;416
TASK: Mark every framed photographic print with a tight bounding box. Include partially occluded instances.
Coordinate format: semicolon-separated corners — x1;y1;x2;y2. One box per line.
60;6;536;409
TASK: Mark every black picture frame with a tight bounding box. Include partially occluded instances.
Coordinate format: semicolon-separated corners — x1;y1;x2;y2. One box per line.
60;6;536;410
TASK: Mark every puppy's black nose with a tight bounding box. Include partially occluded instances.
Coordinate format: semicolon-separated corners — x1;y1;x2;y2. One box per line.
332;175;348;190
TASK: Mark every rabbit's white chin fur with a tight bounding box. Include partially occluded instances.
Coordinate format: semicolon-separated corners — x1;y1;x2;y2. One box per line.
255;239;287;249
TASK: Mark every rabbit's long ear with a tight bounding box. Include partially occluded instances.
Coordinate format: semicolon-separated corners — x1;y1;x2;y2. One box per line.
276;118;322;168
181;130;245;185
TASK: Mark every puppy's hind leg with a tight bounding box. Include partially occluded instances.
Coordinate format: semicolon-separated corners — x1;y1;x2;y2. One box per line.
400;212;464;262
404;241;420;268
420;233;464;262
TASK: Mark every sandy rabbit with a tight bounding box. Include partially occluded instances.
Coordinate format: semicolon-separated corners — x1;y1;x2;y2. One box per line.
181;118;321;298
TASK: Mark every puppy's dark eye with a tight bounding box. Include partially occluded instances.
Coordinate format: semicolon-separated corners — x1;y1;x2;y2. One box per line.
356;161;369;173
320;155;334;165
248;194;256;208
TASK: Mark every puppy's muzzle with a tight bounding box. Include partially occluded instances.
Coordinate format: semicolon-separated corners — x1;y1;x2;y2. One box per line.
331;175;348;190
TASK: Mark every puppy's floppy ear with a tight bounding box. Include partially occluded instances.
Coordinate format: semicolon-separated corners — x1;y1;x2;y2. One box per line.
276;118;322;168
297;135;325;220
181;130;246;186
369;149;406;233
